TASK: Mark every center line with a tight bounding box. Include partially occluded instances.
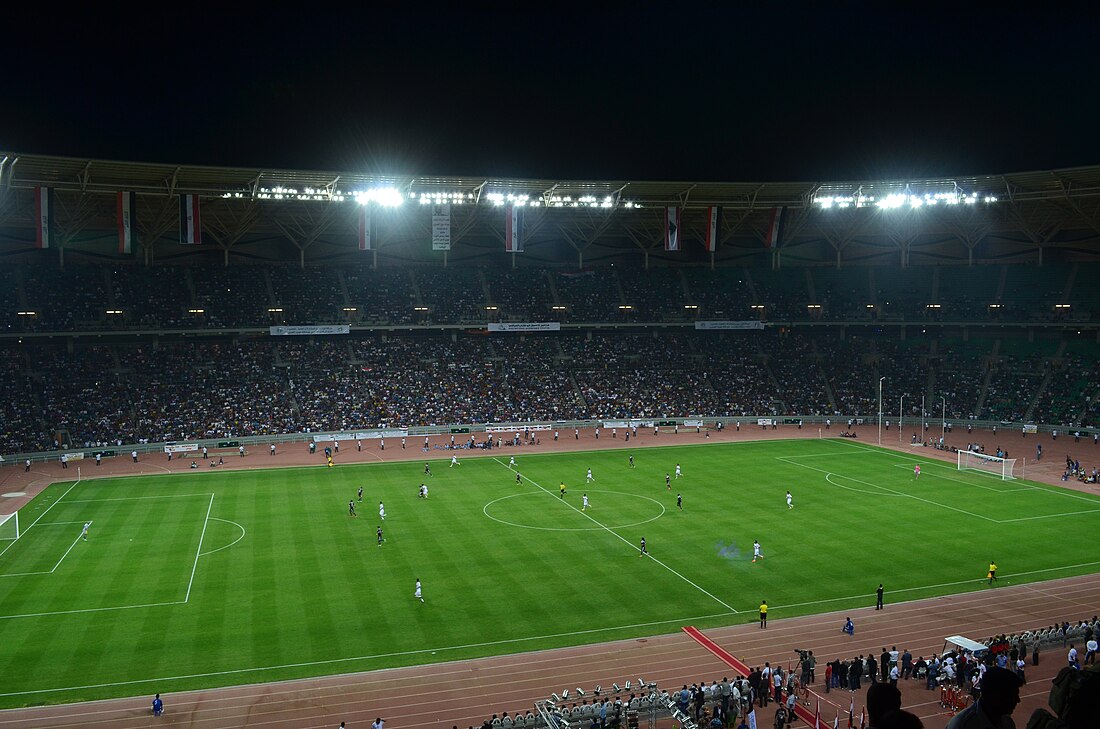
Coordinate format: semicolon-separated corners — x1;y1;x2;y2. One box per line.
492;458;737;613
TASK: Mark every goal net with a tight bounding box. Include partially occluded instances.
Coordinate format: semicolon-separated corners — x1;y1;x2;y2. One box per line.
0;512;18;541
957;450;1017;480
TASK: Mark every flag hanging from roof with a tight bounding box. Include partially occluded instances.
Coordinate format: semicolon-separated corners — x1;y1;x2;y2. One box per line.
179;194;201;244
358;206;371;250
34;187;54;248
117;192;136;254
664;206;681;251
704;206;721;252
765;206;786;248
505;204;524;253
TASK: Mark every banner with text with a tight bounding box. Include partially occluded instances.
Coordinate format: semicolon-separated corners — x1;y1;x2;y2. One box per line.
432;204;451;250
694;320;765;330
270;325;351;336
164;444;200;453
487;322;561;332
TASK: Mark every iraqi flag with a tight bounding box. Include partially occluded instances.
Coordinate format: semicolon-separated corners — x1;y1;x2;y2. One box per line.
664;206;681;251
814;699;821;729
765;206;786;248
179;194;201;244
34;187;54;249
358;206;371;250
859;707;866;729
505;205;524;253
704;206;721;252
834;710;840;729
117;192;136;254
848;698;855;729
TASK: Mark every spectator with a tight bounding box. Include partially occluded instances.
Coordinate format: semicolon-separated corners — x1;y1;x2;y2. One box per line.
946;667;1021;729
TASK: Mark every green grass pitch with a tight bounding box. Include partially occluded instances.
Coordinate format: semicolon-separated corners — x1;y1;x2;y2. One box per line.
1;438;1098;708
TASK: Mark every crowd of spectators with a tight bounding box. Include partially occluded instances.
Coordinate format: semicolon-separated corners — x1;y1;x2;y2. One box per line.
3;326;1100;455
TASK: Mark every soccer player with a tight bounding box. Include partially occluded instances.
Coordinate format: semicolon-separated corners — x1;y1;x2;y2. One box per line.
508;455;516;468
82;521;90;541
358;486;363;502
450;455;460;467
786;490;793;509
152;694;163;716
677;493;683;510
424;463;433;477
675;463;682;479
988;560;997;585
628;455;635;468
414;579;424;603
913;464;920;479
753;539;762;563
516;472;522;485
376;525;384;546
419;483;428;498
665;473;671;490
379;502;386;521
582;493;590;511
239;445;245;457
349;500;357;517
639;536;647;557
586;468;594;483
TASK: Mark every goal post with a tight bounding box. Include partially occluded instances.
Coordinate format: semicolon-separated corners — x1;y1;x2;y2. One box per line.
957;450;1017;480
0;511;18;541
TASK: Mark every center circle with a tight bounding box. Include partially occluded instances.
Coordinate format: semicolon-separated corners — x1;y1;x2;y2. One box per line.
483;490;666;531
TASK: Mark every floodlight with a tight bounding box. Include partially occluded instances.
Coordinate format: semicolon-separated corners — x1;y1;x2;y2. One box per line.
267;308;283;313
188;308;205;314
105;309;123;315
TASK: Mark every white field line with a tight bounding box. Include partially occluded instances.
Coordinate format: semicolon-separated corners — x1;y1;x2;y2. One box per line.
184;494;215;603
0;478;82;560
0;608;737;698
63;493;213;503
491;458;737;613
779;457;999;522
197;518;246;557
48;522;90;573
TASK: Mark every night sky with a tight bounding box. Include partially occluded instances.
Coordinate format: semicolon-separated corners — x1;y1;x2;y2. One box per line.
4;5;1099;182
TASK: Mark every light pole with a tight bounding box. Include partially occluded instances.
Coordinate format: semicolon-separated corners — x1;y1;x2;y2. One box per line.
878;376;885;445
941;396;946;447
921;394;926;441
900;393;906;444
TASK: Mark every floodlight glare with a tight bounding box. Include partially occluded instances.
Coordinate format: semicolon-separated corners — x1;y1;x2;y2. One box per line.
355;188;405;207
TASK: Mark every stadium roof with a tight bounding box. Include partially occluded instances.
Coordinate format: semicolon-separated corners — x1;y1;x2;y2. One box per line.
2;152;1100;266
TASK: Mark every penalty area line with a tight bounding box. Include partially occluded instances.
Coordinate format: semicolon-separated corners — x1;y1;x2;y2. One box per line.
184;494;215;603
